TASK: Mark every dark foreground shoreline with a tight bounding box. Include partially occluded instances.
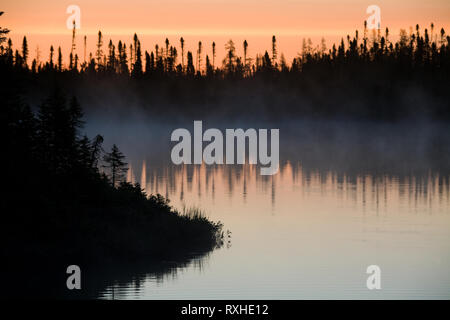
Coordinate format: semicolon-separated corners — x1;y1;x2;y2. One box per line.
1;79;224;298
2;178;224;299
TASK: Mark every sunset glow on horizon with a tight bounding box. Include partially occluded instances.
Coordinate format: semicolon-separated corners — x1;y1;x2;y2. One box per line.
2;0;450;64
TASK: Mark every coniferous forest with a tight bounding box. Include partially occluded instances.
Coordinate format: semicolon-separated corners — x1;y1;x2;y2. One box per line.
2;17;450;120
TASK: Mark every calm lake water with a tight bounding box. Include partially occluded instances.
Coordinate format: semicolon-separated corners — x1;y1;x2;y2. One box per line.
86;118;450;299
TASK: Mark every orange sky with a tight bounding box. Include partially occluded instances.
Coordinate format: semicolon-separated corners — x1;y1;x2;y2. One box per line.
2;0;450;65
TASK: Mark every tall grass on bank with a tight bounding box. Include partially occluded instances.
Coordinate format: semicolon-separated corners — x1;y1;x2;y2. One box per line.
179;205;225;249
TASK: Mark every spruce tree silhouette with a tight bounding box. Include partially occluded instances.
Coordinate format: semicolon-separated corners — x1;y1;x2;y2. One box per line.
103;144;128;187
186;51;195;75
96;31;103;69
21;36;28;68
212;41;216;69
271;35;277;65
57;46;62;72
180;37;185;70
243;40;248;75
48;45;54;70
132;41;143;78
107;39;116;73
224;39;236;74
206;55;213;77
197;41;202;73
145;50;151;74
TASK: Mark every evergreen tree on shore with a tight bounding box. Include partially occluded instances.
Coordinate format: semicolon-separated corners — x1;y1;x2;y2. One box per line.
103;144;128;187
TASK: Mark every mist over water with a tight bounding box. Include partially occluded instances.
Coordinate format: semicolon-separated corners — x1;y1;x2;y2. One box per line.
83;111;450;299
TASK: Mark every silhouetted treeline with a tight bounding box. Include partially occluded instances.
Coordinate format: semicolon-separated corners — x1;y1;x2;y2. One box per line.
1;13;450;119
3;22;449;79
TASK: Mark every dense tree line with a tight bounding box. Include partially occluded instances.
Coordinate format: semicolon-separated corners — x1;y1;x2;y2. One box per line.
1;19;449;80
1;17;448;120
